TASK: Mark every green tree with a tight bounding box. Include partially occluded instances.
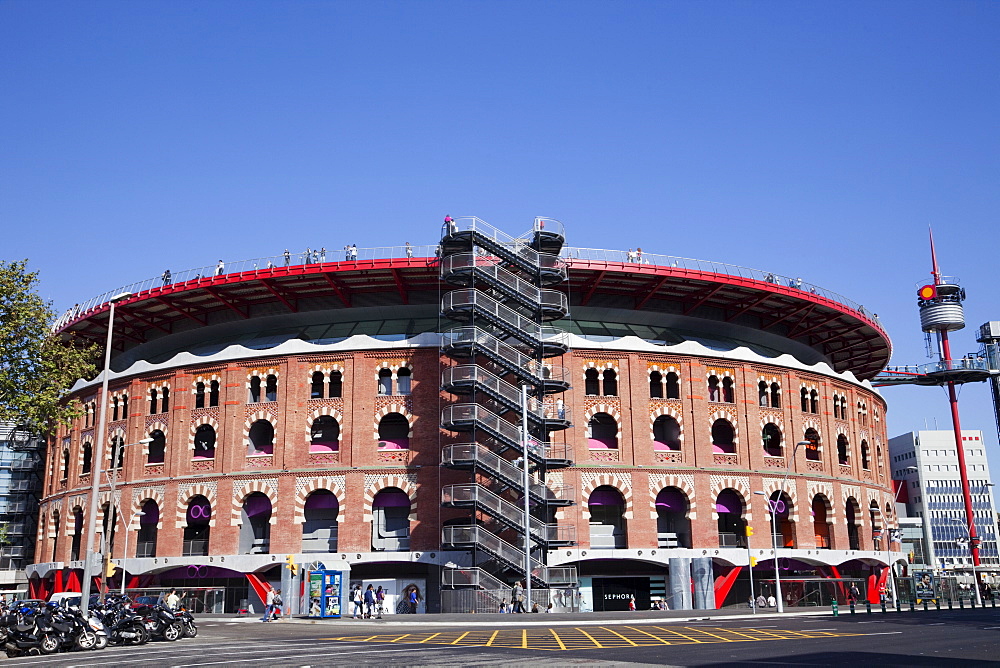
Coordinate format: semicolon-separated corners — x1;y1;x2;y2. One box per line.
0;260;98;431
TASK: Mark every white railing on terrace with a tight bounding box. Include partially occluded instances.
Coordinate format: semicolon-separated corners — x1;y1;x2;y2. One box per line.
53;242;882;333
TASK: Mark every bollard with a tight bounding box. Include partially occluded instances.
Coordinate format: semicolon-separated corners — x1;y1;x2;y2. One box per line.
923;599;929;612
971;597;976;610
849;600;856;615
934;598;940;610
865;601;872;615
947;598;953;610
992;596;997;609
832;599;839;617
895;600;901;613
880;601;887;614
959;598;964;609
909;598;915;611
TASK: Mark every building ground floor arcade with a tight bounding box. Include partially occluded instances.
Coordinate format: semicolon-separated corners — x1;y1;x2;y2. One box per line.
27;466;898;612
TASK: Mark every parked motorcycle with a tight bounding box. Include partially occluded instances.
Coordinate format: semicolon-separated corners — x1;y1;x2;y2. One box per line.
3;602;59;657
175;606;198;638
133;603;182;641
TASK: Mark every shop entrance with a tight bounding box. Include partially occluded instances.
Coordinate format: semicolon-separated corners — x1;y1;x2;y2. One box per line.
591;577;650;611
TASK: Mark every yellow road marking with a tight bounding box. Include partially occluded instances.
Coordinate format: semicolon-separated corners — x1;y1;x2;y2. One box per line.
686;627;734;642
418;632;441;643
390;633;411;643
549;628;567;650
450;631;470;645
486;629;499;646
623;626;671;644
521;629;527;649
717;627;767;641
600;626;639;646
575;627;605;648
653;626;703;644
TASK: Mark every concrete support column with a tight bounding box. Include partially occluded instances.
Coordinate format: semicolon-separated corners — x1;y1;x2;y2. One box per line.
668;557;692;610
692;557;715;609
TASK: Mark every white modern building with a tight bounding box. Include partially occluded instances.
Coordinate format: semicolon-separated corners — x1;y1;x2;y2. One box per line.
889;430;999;579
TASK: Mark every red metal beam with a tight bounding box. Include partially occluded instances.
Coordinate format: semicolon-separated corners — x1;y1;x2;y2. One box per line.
683;284;725;315
580;271;607;306
153;296;207;325
116;307;171;334
203;287;249;319
634;276;671;310
260;279;298;313
725;292;773;323
322;273;352;307
389;268;409;305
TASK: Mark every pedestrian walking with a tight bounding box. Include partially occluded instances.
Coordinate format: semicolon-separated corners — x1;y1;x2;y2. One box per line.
304;248;312;264
628;595;636;611
215;260;224;276
755;594;766;608
405;241;413;258
499;599;508;613
444;215;457;235
272;589;283;620
284;249;291;266
261;588;275;622
349;244;358;260
320;247;326;262
363;584;376;619
165;589;180;610
408;587;419;614
161;269;172;286
511;581;525;613
375;586;385;618
766;594;776;608
351;585;364;618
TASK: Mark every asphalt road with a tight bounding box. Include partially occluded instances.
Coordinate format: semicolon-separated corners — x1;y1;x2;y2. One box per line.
5;608;1000;667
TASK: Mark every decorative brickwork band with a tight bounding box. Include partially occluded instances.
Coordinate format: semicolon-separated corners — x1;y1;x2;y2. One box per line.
175;483;218;528
580;473;633;520
231;479;279;526
293;476;347;524
363;474;418;522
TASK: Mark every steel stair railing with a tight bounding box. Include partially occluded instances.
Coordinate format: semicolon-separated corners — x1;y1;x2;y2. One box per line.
443;217;567;281
441;289;569;354
442;484;575;546
440;404;572;464
440;253;568;320
442;366;571;427
441;567;509;590
441;443;574;504
441;327;569;391
441;525;575;587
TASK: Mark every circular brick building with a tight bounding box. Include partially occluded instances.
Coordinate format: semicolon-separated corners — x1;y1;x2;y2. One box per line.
30;217;896;613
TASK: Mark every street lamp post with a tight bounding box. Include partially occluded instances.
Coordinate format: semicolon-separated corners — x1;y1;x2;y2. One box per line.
949;518;984;605
754;440;809;614
79;292;132;615
120;511;145;595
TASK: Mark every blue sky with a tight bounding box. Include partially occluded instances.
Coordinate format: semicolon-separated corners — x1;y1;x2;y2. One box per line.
2;1;999;481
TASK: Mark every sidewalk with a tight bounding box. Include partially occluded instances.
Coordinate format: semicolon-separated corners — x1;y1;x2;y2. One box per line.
202;606;839;627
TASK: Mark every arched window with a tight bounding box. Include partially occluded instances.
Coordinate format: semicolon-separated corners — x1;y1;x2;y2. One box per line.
147;429;166;465
377;369;393;395
120;393;128;419
860;440;870;470
602;369;617;396
195;382;206;409
71;508;83;561
768;491;795;547
716;489;745;547
800;387;809;412
876;444;883;468
61;449;70;480
804;428;821;461
837;434;850;465
652;415;681;451
649;371;663;398
265;375;278;402
302;490;339;553
209;380;220;407
711;419;735;454
102;502;117;555
833;396;840;419
112;396;119;421
396;367;412;395
770;383;781;408
248;376;262;403
183;495;211;556
377;413;409;449
137;499;159;557
372;488;410;551
722;377;735;403
81;442;92;474
248;420;275;455
310;416;340;453
148;389;158;415
812;495;832;549
329;371;343;398
587;413;618;449
758;381;769;407
762;423;782;457
708;376;721;402
239;492;272;554
588;486;626;549
161;388;169;413
310;372;325;399
110;435;125;469
655;487;690;548
584;369;600;396
665;372;680;399
51;511;60;561
809;389;819;414
193;424;216;459
845;497;861;550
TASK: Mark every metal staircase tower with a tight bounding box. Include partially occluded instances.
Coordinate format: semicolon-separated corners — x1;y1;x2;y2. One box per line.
439;217;577;592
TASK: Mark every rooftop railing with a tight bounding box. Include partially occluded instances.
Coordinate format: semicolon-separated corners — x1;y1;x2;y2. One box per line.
53;242;883;335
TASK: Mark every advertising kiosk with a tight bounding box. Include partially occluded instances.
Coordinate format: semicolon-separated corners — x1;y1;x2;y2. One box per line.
308;569;344;618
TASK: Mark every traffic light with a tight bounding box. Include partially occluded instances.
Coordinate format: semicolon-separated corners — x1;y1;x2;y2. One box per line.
285;554;298;576
745;526;754;537
106;561;118;578
750;557;758;567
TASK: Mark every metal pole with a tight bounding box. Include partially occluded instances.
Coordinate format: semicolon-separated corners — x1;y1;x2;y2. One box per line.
747;544;756;614
770;499;782;613
120;512;143;595
80;296;123;615
520;385;532;610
